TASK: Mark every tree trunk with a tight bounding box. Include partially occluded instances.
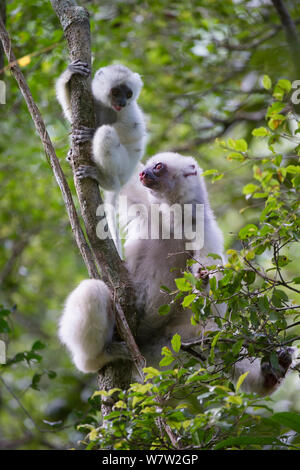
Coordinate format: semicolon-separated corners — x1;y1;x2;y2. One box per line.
0;0;5;78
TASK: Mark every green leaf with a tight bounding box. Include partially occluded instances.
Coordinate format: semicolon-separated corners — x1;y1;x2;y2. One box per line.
182;294;197;307
243;183;259;195
47;370;57;380
31;341;46;351
244;270;256;285
252;127;270;137
201;169;219;177
175;278;192;292
273;79;292;100
159;355;175;367
262;75;272;90
160;285;172;293
277;79;292;93
31;373;42;391
235;371;249;392
212;173;224;183
271;412;300;433
266;102;285;117
232;339;244;357
239;224;258;240
207;253;223;260
171;334;181;353
0;318;11;333
158;304;171;316
286;165;300;175
235;139;248;152
272;255;291;267
214;436;278;450
209;332;221;362
227;395;243;405
227;152;245;162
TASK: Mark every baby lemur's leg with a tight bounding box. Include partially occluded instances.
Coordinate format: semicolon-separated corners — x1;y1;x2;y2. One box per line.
59;279;130;373
75;125;128;190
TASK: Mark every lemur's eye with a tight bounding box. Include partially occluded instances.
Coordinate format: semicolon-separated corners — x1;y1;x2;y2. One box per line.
127;89;133;99
153;163;165;173
111;88;119;96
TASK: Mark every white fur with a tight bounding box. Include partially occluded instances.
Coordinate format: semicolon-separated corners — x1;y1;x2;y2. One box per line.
56;67;74;122
59;153;292;394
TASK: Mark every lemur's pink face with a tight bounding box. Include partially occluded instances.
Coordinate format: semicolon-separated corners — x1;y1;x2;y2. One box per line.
139;161;198;193
139;162;168;189
110;84;133;111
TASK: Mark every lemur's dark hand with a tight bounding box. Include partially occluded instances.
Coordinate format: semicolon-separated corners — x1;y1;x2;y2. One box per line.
195;267;210;285
72;126;95;144
68;60;90;78
261;347;294;391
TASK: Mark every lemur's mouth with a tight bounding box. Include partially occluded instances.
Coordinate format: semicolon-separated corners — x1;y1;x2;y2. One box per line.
113;105;123;112
139;171;156;187
184;170;197;178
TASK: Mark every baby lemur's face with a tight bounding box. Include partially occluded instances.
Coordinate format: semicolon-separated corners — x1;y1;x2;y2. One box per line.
110;83;133;111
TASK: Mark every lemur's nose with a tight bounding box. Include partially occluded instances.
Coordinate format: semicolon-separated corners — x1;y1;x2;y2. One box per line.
140;170;154;181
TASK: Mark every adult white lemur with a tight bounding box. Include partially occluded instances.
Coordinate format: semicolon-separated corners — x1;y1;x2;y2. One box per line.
59;152;294;396
56;61;147;251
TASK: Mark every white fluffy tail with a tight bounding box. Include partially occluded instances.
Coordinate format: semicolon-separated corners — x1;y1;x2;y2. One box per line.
59;279;114;373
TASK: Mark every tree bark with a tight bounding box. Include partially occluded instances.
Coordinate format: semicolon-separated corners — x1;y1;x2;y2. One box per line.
0;0;5;78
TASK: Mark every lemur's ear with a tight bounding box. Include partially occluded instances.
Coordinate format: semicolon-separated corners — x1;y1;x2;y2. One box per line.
133;73;143;86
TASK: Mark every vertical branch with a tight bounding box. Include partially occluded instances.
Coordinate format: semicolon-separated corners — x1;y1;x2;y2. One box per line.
0;0;5;78
272;0;300;77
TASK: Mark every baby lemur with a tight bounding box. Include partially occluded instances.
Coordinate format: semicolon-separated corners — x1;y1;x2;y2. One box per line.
56;61;146;190
56;62;147;252
59;152;294;396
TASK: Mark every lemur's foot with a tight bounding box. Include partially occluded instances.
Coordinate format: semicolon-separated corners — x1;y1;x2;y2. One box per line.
72;126;95;144
66;148;73;164
76;165;100;183
105;341;131;361
195;267;210;285
278;347;294;370
261;347;294;391
68;60;90;77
